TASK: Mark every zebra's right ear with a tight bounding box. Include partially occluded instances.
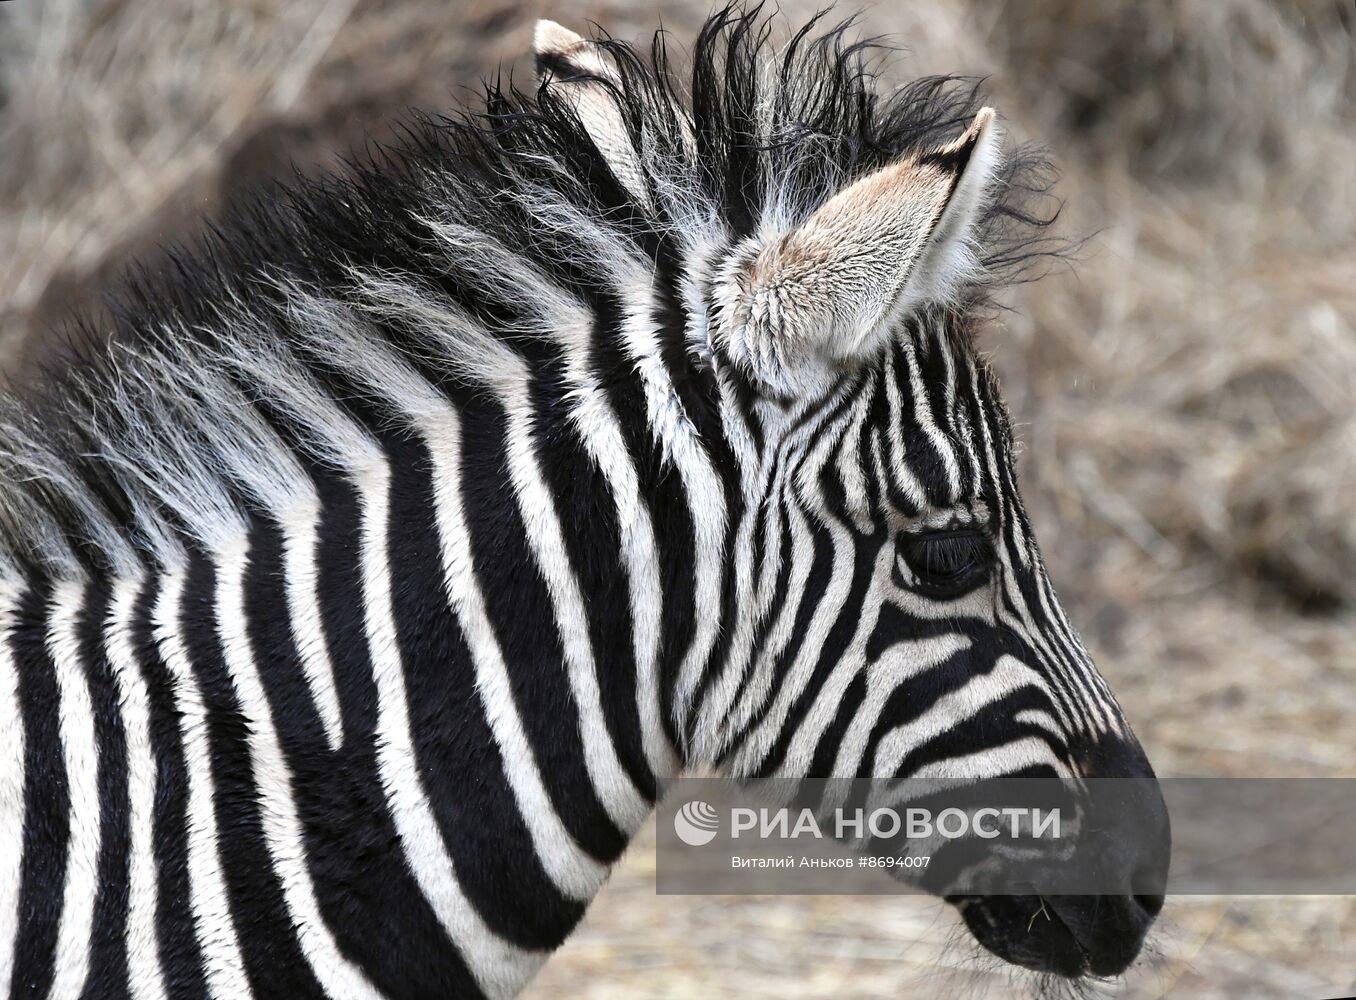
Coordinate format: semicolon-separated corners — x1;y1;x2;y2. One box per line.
533;20;648;203
712;108;1003;395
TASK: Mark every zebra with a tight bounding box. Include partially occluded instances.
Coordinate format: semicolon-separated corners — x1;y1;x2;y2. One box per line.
0;8;1170;998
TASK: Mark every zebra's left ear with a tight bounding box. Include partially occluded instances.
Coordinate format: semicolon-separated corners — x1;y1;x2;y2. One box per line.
533;20;648;203
715;108;1003;393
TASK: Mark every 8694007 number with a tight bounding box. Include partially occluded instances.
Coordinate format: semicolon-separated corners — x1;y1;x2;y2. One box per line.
858;855;931;869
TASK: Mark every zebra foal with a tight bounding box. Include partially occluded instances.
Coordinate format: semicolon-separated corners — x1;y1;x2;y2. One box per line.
0;8;1168;998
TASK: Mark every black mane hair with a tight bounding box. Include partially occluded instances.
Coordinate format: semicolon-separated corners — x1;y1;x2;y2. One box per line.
0;4;1063;581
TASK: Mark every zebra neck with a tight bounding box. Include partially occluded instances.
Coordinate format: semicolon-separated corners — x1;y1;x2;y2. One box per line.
0;423;684;999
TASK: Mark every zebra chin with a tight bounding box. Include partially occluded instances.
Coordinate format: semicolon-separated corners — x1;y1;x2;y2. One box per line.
950;890;1163;979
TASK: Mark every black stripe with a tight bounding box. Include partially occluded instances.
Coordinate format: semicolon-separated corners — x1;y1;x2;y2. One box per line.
136;573;208;1000
176;553;323;999
961;355;1103;731
281;465;482;1000
712;383;867;762
717;495;797;762
875;356;924;518
751;525;880;780
994;588;1079;730
77;579;131;1000
732;505;834;772
9;584;66;998
882;689;1066;782
534;356;657;801
589;285;694;762
385;430;584;949
916;329;967;502
804;669;868;779
461;394;627;862
686;498;746;750
893;341;953;508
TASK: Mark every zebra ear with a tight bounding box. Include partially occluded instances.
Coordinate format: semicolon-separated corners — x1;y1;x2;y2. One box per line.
717;108;1002;392
532;19;648;203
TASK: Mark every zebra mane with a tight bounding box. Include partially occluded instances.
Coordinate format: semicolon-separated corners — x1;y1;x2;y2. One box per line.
0;4;1061;582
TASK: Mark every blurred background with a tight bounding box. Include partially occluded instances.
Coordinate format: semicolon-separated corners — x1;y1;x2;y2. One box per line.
1;0;1353;996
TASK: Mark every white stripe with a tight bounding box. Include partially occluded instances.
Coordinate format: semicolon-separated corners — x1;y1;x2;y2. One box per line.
421;421;609;902
722;483;812;744
687;461;772;765
436;208;726;754
764;541;898;785
0;584;26;994
698;394;859;761
728;496;856;778
1027;556;1115;733
105;574;168;1000
827;633;972;799
881;352;929;509
556;311;678;786
836;380;878;533
963;356;1085;734
904;735;1071;785
705;439;795;749
903;341;961;498
725;394;883;777
47;581;102;999
213;539;387;1000
285;308;611;910
499;401;650;833
151;568;252;1000
1014;708;1067;746
279;500;346;750
236;308;578;993
599;258;726;746
665;423;727;746
354;457;545;1000
962;353;1029;555
871;654;1050;798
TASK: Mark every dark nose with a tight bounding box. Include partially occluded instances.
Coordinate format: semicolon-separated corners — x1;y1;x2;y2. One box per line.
1040;890;1156;976
949;733;1171;979
1053;732;1171;975
1079;730;1171;894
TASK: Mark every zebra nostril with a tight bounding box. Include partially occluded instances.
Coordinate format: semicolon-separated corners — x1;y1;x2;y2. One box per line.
1135;892;1165;920
1043;893;1157;977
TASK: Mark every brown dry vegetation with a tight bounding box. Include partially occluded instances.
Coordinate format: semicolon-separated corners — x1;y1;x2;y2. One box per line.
1;0;1353;996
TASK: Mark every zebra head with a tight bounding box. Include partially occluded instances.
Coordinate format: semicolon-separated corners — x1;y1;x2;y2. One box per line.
0;10;1170;997
540;11;1169;981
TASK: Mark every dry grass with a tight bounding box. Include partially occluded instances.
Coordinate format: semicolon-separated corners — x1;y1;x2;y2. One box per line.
1;0;1353;996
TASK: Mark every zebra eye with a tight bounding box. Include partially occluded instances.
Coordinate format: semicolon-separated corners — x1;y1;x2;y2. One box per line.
900;530;994;596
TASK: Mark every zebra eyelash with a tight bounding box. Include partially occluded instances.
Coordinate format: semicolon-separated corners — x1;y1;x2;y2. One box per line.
896;528;996;597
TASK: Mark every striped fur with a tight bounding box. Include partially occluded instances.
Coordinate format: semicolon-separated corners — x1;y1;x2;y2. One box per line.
0;8;1164;997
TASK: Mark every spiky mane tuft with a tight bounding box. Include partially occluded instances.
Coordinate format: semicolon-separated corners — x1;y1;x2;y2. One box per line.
0;4;1063;581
